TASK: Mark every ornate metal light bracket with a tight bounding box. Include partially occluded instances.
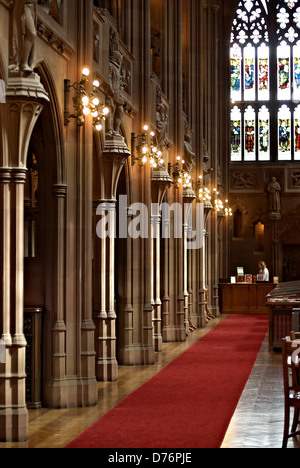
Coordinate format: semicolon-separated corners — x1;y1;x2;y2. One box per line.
64;69;109;130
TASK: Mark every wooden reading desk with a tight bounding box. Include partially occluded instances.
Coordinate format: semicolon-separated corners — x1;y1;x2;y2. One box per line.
219;283;276;315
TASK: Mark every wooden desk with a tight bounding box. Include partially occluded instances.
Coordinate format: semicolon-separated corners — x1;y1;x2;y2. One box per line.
219;283;276;315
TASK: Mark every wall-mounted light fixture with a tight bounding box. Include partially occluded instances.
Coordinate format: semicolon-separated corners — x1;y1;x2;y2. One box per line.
212;188;224;213
197;176;212;203
168;157;193;189
225;200;233;217
64;68;109;130
131;125;165;168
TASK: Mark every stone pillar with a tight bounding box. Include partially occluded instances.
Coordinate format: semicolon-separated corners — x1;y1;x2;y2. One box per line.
212;4;220;317
95;134;130;381
43;184;68;408
151;168;172;352
0;74;48;442
183;188;196;334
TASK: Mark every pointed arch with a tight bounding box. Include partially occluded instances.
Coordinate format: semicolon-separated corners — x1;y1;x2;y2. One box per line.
33;59;66;186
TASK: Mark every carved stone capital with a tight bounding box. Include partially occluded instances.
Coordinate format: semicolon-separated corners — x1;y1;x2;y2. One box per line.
100;133;131;200
3;74;49;167
151;167;172;206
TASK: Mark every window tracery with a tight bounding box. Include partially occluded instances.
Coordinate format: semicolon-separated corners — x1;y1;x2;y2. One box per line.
230;0;300;161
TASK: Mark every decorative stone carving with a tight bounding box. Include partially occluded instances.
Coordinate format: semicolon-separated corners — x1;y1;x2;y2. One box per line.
38;0;63;25
120;56;131;96
9;0;37;74
156;89;169;148
183;126;195;174
292;172;300;187
203;140;212;188
233;171;257;189
106;47;125;136
93;20;100;63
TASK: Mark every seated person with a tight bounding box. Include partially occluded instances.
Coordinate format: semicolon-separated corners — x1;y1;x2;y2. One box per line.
258;261;270;282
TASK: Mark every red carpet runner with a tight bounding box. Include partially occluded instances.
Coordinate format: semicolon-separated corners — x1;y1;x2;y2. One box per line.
67;314;269;449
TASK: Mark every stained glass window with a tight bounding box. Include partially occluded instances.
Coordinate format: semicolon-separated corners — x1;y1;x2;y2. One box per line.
294;104;300;158
231;106;242;161
230;0;300;162
230;45;242;102
278;105;291;160
244;106;256;160
258;105;270;160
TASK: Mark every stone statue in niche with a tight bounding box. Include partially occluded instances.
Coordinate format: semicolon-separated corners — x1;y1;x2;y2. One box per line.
106;49;125;136
203;140;213;188
267;177;282;221
9;0;37;74
183;128;195;173
156;90;169;148
93;20;100;63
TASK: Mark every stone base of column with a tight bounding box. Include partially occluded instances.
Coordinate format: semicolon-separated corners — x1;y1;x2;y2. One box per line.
96;358;118;382
0;346;28;442
43;377;98;409
0;407;28;443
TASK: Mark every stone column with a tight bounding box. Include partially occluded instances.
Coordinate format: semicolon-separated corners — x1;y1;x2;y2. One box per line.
151;168;172;352
183;188;196;334
95;134;130;381
43;184;68;408
0;74;48;442
212;4;220;317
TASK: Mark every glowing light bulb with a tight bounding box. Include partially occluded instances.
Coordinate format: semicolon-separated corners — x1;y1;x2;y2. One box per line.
82;68;90;77
92;97;100;106
82;95;89;106
103;107;110;116
95;123;103;131
83;107;90;116
91;110;99;118
93;79;100;88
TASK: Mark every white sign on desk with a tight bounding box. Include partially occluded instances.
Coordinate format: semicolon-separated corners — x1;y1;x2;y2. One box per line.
0;340;6;364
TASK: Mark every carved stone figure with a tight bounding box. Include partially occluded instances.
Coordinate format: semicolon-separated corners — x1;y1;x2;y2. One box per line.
156;99;168;148
9;0;37;74
267;177;281;220
203;140;212;187
183;129;195;173
106;49;125;136
292;172;300;187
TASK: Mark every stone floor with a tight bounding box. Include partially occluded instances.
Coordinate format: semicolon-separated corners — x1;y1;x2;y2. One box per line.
222;335;300;449
0;315;299;449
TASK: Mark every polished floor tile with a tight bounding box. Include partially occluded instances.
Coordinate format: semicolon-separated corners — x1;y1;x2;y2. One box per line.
222;336;300;449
